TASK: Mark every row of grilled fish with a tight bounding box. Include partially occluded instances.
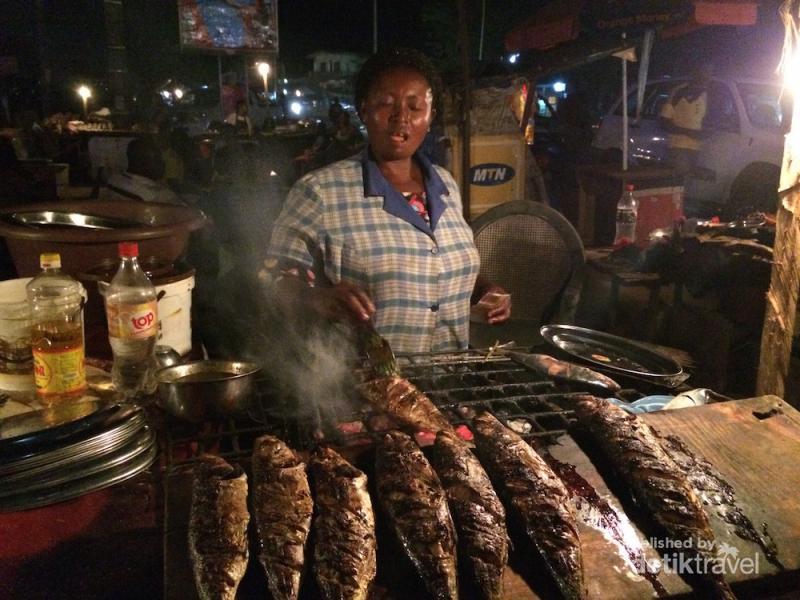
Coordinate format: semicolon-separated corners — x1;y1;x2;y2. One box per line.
189;437;374;600
189;375;736;600
359;376;737;599
188;425;506;600
188;409;585;600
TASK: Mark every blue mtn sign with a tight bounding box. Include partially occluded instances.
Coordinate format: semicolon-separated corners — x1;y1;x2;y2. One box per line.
469;163;516;186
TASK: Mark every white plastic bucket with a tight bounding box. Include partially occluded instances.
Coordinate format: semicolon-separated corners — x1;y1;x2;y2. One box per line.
0;277;33;360
155;274;194;356
0;278;34;388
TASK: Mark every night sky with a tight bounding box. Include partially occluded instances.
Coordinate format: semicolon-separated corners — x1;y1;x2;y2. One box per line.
0;0;789;116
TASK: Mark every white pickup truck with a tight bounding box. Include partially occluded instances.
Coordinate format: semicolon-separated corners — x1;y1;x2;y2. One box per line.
592;76;787;214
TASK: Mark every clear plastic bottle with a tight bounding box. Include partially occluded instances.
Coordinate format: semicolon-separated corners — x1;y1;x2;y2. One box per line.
26;253;86;406
104;242;159;400
614;184;638;245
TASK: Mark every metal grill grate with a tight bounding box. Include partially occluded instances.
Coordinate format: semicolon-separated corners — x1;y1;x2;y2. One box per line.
163;349;654;470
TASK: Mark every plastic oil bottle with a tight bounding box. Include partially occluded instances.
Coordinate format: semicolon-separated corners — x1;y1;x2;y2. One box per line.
26;253;87;406
103;242;159;400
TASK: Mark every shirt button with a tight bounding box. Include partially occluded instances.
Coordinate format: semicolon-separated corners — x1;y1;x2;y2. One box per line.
430;303;439;312
430;246;439;255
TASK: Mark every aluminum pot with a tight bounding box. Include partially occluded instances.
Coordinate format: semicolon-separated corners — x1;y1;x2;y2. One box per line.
155;360;260;423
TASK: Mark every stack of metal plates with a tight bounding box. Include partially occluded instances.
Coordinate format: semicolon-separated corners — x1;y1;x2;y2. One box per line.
0;400;157;512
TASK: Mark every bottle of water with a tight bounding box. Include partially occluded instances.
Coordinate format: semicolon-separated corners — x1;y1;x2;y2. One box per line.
614;184;638;245
104;242;158;400
26;253;87;406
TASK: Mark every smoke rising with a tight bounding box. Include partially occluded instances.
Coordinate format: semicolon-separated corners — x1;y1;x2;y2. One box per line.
240;279;361;428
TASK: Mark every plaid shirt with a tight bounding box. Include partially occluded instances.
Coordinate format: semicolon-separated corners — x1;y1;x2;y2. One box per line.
266;150;480;353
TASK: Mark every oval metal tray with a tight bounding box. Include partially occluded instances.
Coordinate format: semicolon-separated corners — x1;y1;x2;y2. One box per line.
540;325;685;387
6;211;143;230
0;427;156;512
0;401;130;458
0;409;149;477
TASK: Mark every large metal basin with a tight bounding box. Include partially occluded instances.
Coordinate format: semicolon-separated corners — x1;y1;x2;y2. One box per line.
0;200;206;276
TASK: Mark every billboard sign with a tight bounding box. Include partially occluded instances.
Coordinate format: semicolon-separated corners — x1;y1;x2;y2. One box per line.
178;0;278;53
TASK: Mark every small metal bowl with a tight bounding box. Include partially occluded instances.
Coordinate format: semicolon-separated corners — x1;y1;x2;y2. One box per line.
155;360;261;423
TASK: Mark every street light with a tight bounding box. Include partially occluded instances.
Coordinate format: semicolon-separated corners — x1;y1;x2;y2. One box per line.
77;85;92;117
257;61;270;97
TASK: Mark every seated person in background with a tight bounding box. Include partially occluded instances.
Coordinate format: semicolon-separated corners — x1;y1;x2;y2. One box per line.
225;99;253;137
0;136;56;204
319;110;365;164
104;137;184;205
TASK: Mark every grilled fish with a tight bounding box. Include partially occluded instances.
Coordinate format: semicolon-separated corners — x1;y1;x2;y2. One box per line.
359;376;456;434
574;396;735;600
189;455;250;600
431;430;509;600
251;435;313;600
506;351;621;392
472;412;585;600
310;446;377;600
375;430;459;600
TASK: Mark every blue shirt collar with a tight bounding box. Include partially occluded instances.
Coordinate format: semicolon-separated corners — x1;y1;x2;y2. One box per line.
361;148;448;236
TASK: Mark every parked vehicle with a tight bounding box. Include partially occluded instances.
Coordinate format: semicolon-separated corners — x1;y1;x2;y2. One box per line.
592;76;788;214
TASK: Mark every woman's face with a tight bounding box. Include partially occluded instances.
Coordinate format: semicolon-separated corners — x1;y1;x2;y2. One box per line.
360;67;434;162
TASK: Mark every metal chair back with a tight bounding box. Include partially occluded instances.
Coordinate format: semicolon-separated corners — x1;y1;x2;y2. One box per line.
471;201;585;345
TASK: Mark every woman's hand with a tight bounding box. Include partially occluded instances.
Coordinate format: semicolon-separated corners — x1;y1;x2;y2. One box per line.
474;286;512;324
309;281;376;323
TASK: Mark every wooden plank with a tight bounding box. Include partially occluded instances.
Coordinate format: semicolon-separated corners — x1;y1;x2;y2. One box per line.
641;395;800;582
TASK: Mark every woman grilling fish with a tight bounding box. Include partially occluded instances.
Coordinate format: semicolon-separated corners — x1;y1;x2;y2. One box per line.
264;48;511;353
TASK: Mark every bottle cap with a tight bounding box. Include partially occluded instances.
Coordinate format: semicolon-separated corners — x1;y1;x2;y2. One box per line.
119;242;139;258
40;253;61;269
626;184;635;191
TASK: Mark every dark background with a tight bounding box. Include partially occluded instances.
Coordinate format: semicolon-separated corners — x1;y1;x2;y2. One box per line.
0;0;787;118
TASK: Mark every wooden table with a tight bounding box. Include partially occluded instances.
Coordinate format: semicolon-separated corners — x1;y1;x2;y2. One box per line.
585;247;665;338
0;471;163;599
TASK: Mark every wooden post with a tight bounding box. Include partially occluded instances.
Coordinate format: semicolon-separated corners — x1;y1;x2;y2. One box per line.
757;0;800;396
456;0;472;220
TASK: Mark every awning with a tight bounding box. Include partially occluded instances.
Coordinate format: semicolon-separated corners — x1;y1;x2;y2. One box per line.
505;0;759;52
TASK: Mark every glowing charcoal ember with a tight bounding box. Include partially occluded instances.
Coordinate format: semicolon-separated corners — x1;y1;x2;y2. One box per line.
414;430;437;447
337;421;365;435
455;425;474;441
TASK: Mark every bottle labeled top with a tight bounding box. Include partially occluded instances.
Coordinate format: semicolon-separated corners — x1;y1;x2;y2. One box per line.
26;253;87;404
104;242;159;399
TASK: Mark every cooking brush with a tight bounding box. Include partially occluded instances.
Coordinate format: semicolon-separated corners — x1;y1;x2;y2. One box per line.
358;321;398;377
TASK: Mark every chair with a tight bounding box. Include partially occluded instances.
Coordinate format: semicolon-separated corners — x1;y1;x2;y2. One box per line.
470;200;585;348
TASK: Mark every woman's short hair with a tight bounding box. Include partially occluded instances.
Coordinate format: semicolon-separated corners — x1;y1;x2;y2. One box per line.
355;48;442;117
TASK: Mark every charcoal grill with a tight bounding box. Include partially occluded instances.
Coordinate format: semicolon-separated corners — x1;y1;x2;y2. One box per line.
162;348;694;600
163;348;673;469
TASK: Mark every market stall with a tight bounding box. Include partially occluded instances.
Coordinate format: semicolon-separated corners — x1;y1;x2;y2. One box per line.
1;333;800;598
